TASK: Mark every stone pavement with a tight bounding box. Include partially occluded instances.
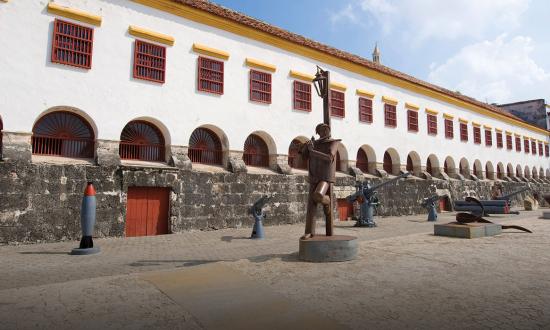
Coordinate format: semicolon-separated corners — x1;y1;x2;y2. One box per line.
1;211;550;329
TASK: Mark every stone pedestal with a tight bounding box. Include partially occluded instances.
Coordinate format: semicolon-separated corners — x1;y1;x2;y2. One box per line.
299;235;358;262
434;222;502;239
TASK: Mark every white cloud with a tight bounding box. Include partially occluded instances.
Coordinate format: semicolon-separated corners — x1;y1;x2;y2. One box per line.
428;34;550;103
332;0;529;43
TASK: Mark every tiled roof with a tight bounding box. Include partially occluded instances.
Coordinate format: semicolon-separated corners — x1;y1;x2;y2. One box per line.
171;0;541;129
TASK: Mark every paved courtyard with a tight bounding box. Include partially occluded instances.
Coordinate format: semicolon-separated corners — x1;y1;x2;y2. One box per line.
1;210;550;329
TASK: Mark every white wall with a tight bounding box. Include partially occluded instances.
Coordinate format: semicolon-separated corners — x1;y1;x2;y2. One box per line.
0;0;548;174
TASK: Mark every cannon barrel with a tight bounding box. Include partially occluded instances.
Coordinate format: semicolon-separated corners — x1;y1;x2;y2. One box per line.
421;195;441;207
366;172;411;192
495;187;530;201
251;195;271;214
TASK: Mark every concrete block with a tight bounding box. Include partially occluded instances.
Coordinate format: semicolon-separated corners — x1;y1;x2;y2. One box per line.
299;235;358;262
434;222;502;239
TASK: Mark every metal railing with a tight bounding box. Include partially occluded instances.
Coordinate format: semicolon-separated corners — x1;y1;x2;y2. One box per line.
32;135;94;158
188;148;223;165
243;153;269;168
119;142;165;162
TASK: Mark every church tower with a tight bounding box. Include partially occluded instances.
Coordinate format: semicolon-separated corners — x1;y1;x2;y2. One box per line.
372;43;381;64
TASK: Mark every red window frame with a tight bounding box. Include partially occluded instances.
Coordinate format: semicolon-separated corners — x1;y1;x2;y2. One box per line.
538;142;543;156
249;69;271;104
496;132;503;148
444;119;453;139
293;81;311;112
506;134;512;150
427;114;437;135
515;136;521;152
484;130;492;146
473;126;481;144
51;19;94;69
545;144;549;157
524;139;530;153
384;104;397;127
358;97;373;123
330;90;345;117
407;110;418;132
531;141;536;155
460;123;468;141
197;56;224;94
133;40;166;83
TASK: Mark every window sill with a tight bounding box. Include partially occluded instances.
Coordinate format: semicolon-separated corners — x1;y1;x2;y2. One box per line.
32;155;95;165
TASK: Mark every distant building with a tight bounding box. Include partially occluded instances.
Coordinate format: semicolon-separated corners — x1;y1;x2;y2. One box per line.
497;99;548;130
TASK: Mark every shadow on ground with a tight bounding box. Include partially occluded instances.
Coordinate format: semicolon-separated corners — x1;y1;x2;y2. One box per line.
128;252;299;268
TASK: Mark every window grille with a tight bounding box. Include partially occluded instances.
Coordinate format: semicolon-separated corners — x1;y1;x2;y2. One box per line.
243;134;269;167
288;139;307;169
524;139;530;153
133;40;166;83
496;132;503;148
531;141;536;155
407;110;418;132
506;135;512;150
473;127;481;144
119;121;165;162
198;57;224;94
330;90;345;117
515;136;521;152
356;148;369;173
249;70;271;103
187;128;223;165
444;119;453;139
545;145;549;157
293;81;312;111
427;114;437;135
384;104;397;127
485;130;492;146
460;123;468;141
51;19;94;69
538;142;543;156
358;97;373;123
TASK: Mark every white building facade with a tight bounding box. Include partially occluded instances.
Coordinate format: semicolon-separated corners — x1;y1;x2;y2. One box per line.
1;0;549;180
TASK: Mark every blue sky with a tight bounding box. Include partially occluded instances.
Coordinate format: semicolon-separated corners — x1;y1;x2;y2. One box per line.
212;0;549;105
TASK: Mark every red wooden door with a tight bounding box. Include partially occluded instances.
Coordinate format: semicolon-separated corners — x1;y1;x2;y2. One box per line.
337;199;353;221
126;187;169;237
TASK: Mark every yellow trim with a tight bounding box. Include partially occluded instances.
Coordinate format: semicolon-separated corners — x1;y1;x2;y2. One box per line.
289;70;314;82
515;133;521;137
546;104;550;109
47;2;102;26
128;26;174;46
495;128;503;133
356;89;375;98
472;122;481;127
192;43;229;60
245;58;276;72
443;113;454;119
425;108;439;115
382;96;398;105
330;82;347;91
505;130;513;135
405;102;419;111
459;118;469;123
132;0;550;136
483;125;492;130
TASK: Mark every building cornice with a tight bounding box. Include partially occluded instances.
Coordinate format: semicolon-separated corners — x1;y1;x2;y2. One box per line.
128;25;175;46
47;2;102;26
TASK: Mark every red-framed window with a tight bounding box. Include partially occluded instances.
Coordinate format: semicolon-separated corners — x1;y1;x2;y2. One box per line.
444;119;453;139
506;134;512;150
293;81;311;111
524;139;530;153
485;130;492;146
473;126;481;144
407;110;418;132
515;136;521;152
496;132;503;148
531;141;536;155
198;56;224;94
187;127;223;165
51;19;94;69
358;97;373;123
119;121;165;162
538;142;543;156
545;144;549;157
133;40;166;83
427;114;437;135
330;90;345;117
384;104;397;127
243;134;269;168
460;123;468;141
249;70;271;103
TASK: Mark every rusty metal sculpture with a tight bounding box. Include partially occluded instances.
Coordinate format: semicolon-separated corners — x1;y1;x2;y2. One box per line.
300;67;340;239
456;196;532;233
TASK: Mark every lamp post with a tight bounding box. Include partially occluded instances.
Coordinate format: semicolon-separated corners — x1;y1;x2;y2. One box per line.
312;66;331;128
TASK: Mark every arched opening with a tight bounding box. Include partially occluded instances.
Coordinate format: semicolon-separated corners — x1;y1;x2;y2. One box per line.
532;166;538;179
546;169;550;178
473;159;483;178
540;167;545;179
485;162;495;180
336;151;342;172
288;137;308;170
357;145;376;174
32;111;95;158
444;156;456;176
383;148;400;175
119;120;165;162
507;163;514;177
335;142;349;173
426;154;439;176
406;151;421;176
516;165;523;178
459;158;470;177
496;162;504;179
524;166;531;179
188;127;223;165
243;133;269;167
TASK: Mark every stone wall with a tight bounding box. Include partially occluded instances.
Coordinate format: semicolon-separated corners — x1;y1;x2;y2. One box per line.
2;157;550;244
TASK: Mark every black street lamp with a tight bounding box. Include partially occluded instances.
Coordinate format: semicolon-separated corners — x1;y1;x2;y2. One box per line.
312;66;331;127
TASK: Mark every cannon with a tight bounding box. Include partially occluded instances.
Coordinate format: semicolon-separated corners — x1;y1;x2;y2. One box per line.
454;187;530;215
421;195;445;222
250;195;271;239
347;172;411;227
